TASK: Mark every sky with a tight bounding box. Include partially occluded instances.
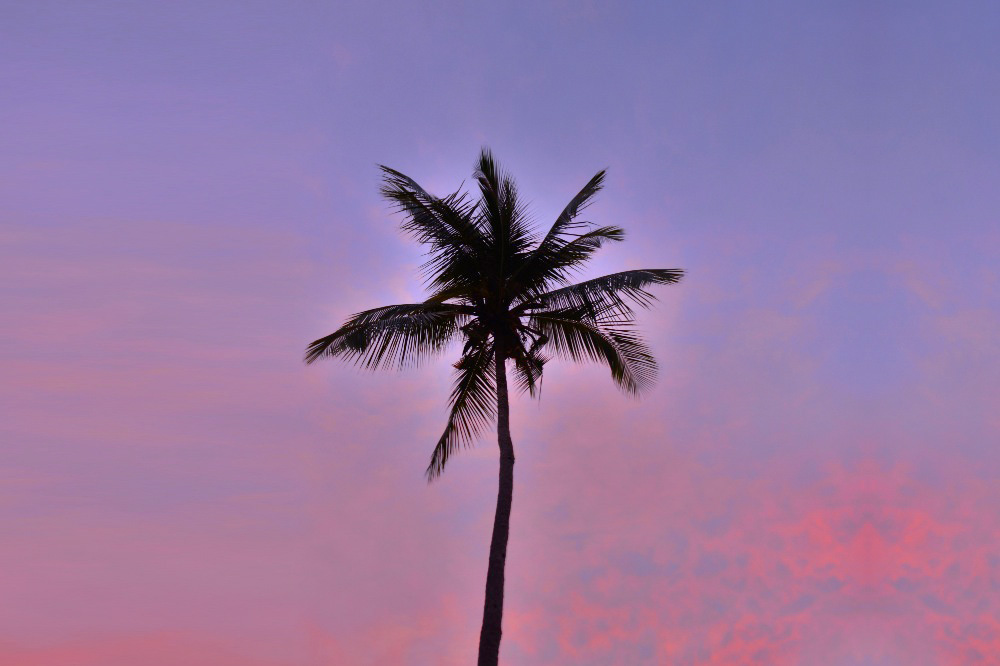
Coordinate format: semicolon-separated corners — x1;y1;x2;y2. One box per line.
2;1;1000;664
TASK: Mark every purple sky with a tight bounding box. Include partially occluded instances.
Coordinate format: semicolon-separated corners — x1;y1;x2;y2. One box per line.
3;2;1000;664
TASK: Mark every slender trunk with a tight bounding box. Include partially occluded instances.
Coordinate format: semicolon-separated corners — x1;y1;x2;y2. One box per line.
477;346;514;666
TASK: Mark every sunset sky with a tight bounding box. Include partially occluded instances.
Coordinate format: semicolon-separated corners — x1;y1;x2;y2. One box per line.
3;2;1000;664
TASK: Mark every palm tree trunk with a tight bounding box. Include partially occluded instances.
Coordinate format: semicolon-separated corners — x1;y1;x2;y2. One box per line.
477;347;514;665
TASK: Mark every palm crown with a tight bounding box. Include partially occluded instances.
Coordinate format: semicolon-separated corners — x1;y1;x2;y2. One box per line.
306;149;683;479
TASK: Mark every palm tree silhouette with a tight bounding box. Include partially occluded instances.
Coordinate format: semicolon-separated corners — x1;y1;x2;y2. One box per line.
306;149;683;665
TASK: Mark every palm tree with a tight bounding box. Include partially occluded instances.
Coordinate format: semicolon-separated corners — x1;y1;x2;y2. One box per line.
305;149;683;665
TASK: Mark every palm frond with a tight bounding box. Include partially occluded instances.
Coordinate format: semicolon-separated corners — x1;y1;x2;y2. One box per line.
379;166;487;292
536;170;606;250
475;149;537;266
530;309;657;396
305;302;471;369
511;347;547;397
525;268;684;321
511;225;626;300
504;170;608;296
426;341;497;480
380;166;484;248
